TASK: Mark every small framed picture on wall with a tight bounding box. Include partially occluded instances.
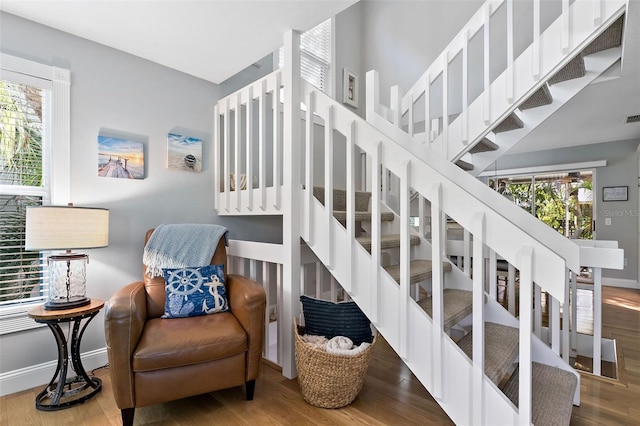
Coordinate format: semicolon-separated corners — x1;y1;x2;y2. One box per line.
343;68;358;108
602;186;628;201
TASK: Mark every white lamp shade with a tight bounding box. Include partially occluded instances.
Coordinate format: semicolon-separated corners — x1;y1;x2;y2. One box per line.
25;206;109;250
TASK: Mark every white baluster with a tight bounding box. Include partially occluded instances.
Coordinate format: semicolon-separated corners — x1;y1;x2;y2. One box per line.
213;103;220;211
518;246;534;426
235;92;242;211
472;212;485;425
562;0;570;54
483;2;491;125
399;160;411;361
593;266;603;375
432;182;445;400
346;121;356;295
224;98;231;212
370;141;382;325
305;91;315;245
259;79;267;211
273;71;282;210
246;86;254;211
533;0;541;80
507;0;514;103
325;105;334;270
366;70;380;122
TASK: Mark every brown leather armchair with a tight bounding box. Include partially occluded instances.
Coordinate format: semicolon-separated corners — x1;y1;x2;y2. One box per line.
105;229;266;426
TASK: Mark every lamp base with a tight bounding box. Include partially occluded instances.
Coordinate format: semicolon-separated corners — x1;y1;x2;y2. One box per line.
44;297;91;311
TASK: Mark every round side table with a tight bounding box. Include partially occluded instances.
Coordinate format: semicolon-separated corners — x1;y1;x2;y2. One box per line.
28;298;104;411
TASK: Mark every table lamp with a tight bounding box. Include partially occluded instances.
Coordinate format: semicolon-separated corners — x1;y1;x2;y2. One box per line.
25;204;109;310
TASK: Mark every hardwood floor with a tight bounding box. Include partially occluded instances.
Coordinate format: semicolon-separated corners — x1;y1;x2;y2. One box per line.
1;287;639;425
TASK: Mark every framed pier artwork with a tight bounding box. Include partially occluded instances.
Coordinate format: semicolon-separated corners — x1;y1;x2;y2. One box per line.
167;132;202;172
98;135;145;179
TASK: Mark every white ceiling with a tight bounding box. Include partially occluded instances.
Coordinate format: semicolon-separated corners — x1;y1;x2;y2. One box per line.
1;0;638;155
0;0;357;84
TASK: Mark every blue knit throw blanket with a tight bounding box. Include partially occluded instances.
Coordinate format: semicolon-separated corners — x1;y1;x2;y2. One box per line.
143;224;228;277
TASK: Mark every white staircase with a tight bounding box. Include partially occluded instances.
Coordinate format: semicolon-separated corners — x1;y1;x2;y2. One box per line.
212;1;628;423
366;0;627;175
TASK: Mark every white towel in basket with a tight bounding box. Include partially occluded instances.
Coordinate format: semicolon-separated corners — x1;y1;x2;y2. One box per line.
326;336;371;356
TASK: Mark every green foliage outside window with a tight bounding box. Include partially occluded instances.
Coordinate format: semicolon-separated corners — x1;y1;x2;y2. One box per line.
0;81;45;302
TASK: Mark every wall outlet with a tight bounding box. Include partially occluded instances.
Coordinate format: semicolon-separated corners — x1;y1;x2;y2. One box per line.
605;217;612;225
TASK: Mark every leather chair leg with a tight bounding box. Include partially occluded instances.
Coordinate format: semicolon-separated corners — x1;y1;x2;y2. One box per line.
121;407;135;426
246;380;256;401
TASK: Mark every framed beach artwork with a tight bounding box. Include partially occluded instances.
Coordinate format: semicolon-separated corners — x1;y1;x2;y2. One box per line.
167;133;202;172
98;135;145;179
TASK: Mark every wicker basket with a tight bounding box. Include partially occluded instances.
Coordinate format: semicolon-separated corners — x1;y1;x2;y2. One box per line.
294;319;377;408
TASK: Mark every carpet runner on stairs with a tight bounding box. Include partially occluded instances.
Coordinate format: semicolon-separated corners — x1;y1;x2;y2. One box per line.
502;362;578;426
332;210;395;222
356;234;421;252
417;289;472;331
457;322;519;385
384;259;453;285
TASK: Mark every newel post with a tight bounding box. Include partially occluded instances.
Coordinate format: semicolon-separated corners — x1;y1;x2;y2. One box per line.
281;29;302;379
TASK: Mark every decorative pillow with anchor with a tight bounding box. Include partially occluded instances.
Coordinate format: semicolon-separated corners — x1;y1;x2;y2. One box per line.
161;264;229;318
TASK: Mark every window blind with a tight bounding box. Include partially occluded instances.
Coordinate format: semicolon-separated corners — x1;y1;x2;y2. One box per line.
0;80;49;307
279;18;331;93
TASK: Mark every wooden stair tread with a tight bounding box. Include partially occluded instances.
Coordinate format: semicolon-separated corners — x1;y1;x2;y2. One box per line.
333;210;395;222
457;322;519;385
356;234;420;252
384;259;453;285
469;138;499;154
519;84;553;110
502;362;578;426
418;289;472;331
493;112;524;133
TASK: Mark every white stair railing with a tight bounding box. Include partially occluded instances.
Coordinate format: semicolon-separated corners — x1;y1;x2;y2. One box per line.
366;0;626;166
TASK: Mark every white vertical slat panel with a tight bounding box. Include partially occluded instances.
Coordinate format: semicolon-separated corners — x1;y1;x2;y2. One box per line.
330;276;338;303
259;79;267;210
276;262;283;365
593;267;603;375
325;105;335;270
464;229;471;277
382;168;389;207
472;212;486;425
442;54;449;159
370;141;382;325
418;194;426;238
551;295;561;355
534;284;542;339
213;104;220;211
399;160;411;361
224;98;231;212
315;262;323;299
571;271;578;352
262;261;271;357
462;30;469;144
489;249;497;300
562;0;570;53
483;2;491;125
246;86;254;211
431;182;445;400
506;0;514;103
273;72;282;210
345;121;356;295
390;85;401;127
305;91;315;244
235;92;242;211
562;269;570;362
593;0;602;25
508;263;516;315
249;259;258;282
426;74;433;142
408;91;414;137
518;246;534;426
533;0;541;80
365;70;380;122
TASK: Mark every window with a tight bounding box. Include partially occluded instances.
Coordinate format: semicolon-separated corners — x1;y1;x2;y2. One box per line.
0;53;70;334
489;171;593;239
279;18;332;94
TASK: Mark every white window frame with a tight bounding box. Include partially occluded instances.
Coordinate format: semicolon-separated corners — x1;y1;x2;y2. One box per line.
0;53;70;334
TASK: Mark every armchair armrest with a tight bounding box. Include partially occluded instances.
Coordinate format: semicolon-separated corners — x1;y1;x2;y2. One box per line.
227;274;266;381
104;281;148;409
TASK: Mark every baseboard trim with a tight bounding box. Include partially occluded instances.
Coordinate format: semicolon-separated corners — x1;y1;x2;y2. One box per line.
603;278;639;289
0;347;108;397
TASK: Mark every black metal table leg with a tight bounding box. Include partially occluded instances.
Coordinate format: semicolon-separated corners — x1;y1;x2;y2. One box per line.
30;302;104;411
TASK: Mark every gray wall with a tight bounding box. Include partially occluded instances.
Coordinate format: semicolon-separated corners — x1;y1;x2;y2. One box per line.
495;139;640;283
0;12;282;376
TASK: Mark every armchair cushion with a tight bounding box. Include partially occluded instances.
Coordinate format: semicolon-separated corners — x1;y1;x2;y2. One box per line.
161;264;229;318
132;313;247;372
